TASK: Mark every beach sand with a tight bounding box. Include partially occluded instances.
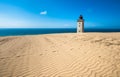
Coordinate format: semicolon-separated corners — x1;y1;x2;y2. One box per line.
0;33;120;77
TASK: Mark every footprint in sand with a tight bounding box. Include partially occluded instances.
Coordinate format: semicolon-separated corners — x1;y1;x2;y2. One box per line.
70;48;74;51
16;55;21;57
52;51;57;53
39;54;43;56
0;58;4;59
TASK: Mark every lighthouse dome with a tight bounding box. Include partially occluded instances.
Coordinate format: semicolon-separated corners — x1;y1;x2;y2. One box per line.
77;15;84;22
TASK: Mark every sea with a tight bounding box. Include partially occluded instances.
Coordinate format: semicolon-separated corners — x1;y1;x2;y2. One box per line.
0;28;120;36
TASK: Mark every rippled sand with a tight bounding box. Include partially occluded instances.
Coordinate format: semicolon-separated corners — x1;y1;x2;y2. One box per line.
0;33;120;77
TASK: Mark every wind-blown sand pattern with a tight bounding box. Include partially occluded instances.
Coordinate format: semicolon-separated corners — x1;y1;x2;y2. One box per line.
0;33;120;77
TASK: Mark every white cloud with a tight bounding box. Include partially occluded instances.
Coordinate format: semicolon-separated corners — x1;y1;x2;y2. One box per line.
40;11;47;15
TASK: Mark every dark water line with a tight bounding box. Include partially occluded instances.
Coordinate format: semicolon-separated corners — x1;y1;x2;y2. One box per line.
0;28;120;36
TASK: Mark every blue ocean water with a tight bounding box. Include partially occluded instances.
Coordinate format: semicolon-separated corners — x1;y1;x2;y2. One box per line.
0;28;120;36
0;28;76;36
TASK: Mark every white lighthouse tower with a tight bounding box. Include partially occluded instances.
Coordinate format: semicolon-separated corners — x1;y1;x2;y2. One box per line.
77;15;84;33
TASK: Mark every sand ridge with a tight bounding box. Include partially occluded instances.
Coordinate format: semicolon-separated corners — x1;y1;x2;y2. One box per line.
0;33;120;77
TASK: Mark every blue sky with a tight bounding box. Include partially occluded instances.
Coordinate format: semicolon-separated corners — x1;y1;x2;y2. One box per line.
0;0;120;28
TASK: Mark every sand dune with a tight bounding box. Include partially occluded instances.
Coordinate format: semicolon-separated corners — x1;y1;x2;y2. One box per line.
0;33;120;77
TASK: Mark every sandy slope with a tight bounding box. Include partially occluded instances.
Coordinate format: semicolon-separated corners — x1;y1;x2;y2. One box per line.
0;33;120;77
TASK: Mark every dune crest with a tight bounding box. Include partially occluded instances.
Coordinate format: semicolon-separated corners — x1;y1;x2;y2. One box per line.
0;33;120;77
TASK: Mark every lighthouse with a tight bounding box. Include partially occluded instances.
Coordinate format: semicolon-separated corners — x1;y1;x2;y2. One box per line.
77;15;84;33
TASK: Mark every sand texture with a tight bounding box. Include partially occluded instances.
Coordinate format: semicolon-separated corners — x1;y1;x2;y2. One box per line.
0;33;120;77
